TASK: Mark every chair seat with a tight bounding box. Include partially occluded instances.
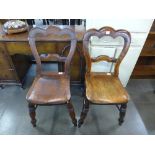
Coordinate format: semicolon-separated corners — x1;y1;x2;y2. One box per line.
26;74;70;105
85;73;129;104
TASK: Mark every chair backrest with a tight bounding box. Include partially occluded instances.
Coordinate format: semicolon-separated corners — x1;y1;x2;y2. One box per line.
28;25;77;76
83;26;131;76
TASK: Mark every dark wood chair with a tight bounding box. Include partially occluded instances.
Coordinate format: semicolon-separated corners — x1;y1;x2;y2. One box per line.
78;26;131;127
26;26;77;127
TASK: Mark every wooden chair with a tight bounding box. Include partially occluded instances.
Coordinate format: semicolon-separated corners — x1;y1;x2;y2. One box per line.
78;26;131;127
26;26;77;127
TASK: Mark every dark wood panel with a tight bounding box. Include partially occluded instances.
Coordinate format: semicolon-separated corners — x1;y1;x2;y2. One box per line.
140;48;155;56
142;37;155;49
132;65;155;76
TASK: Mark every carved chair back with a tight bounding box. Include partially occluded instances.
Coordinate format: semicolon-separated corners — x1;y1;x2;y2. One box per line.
83;26;131;76
28;26;77;76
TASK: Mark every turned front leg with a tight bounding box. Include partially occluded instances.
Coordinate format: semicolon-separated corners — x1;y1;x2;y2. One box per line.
78;98;89;128
28;103;37;127
67;100;77;126
118;104;127;125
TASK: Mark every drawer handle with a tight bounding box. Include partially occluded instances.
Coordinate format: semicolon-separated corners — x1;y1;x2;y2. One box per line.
8;69;14;71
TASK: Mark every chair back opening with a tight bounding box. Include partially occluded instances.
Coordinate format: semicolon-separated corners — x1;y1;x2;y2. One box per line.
83;26;131;76
28;25;77;76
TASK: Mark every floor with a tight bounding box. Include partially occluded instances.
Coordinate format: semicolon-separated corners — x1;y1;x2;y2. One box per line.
127;79;155;135
0;64;155;135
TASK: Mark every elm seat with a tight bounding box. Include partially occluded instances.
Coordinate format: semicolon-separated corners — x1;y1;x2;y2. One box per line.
78;26;131;127
26;74;70;105
85;73;129;104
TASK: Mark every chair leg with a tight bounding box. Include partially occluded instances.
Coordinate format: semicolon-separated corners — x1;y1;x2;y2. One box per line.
78;98;89;128
118;104;127;125
28;103;37;127
67;100;77;126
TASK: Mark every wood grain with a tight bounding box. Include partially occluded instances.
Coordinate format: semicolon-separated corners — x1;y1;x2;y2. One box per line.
78;26;131;127
26;26;77;126
85;73;129;104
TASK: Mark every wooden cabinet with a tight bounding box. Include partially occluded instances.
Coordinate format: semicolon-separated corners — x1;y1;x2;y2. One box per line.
0;47;17;83
0;45;31;86
132;20;155;78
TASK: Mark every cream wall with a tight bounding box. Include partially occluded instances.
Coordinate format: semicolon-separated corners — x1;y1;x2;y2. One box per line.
86;19;154;86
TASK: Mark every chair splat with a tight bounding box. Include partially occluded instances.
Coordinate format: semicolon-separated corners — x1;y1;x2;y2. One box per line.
91;55;117;63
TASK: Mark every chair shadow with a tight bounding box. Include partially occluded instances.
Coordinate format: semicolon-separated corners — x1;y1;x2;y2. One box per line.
90;108;119;135
31;107;59;135
35;106;77;135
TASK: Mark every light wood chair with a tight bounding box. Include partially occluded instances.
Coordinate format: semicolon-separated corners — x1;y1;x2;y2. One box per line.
78;26;131;127
26;26;77;127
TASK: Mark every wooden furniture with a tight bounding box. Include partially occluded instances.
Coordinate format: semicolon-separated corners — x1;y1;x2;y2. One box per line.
26;26;77;127
0;47;31;88
132;20;155;78
78;27;131;127
0;23;85;87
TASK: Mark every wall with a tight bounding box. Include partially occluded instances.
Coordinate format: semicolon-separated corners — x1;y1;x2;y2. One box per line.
86;19;153;86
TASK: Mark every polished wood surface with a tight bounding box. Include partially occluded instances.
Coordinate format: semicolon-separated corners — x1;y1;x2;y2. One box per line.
83;26;131;104
85;73;129;104
78;26;131;127
0;24;85;85
26;74;70;104
26;26;77;127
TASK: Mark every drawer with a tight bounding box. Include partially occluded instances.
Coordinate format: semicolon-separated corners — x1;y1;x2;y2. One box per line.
5;42;70;55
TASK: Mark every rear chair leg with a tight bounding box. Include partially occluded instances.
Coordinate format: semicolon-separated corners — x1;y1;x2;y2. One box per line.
118;104;127;125
28;103;37;127
78;98;89;128
67;100;77;126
